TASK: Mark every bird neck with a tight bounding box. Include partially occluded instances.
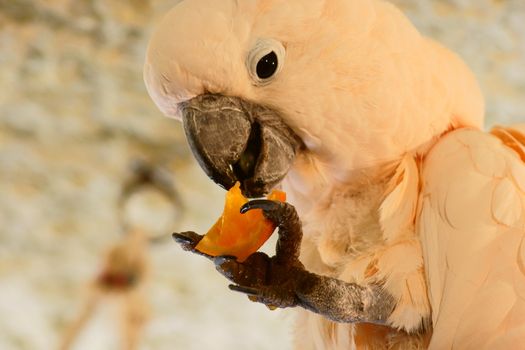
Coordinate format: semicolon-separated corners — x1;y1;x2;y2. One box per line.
281;151;398;219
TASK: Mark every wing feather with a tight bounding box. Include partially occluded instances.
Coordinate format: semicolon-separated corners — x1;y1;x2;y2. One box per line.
380;155;420;242
418;127;525;350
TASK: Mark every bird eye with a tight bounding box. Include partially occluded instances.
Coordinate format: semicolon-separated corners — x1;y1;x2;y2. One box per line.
246;38;285;86
256;51;278;79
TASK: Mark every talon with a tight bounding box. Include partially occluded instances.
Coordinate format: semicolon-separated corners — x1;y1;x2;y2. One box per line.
172;232;214;259
215;256;242;280
240;199;281;214
172;231;202;248
229;284;260;296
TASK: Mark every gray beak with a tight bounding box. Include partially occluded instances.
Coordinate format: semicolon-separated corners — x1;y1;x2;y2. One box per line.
180;94;302;197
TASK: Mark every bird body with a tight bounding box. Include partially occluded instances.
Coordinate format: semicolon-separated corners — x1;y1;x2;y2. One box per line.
144;0;525;348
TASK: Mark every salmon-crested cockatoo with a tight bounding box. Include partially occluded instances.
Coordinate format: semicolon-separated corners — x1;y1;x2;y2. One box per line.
144;0;525;348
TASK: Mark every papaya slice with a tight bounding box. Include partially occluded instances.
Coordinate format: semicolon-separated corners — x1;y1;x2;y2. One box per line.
195;182;286;262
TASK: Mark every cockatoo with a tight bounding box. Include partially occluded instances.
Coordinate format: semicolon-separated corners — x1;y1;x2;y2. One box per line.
144;0;525;348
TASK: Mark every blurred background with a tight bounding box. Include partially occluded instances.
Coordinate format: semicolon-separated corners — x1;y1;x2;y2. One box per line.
0;0;524;349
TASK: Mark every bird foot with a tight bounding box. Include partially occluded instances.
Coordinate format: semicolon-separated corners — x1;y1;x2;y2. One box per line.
216;199;305;308
173;199;305;309
173;200;397;324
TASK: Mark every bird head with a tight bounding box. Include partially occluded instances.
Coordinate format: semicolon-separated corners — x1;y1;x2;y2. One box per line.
145;0;483;197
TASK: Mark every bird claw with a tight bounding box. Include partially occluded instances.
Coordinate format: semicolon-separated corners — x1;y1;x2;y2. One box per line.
210;199;304;309
172;231;214;259
174;200;305;310
173;202;396;324
228;284;259;296
172;231;202;249
240;199;286;224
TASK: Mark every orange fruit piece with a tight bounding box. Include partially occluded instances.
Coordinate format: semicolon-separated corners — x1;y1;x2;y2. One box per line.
195;182;286;262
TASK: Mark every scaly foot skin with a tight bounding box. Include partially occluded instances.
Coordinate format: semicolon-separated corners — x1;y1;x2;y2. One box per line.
222;200;306;308
173;200;396;324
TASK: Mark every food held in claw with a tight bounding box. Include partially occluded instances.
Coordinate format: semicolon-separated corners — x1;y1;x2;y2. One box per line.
195;182;286;262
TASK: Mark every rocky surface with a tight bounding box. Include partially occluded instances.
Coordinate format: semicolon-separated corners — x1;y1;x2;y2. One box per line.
0;0;523;349
392;0;525;126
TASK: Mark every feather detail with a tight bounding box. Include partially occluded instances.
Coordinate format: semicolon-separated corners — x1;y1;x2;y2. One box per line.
364;240;430;331
491;178;523;227
519;235;525;279
491;125;525;162
452;282;516;349
491;125;525;193
380;155;420;243
356;156;432;331
420;128;525;349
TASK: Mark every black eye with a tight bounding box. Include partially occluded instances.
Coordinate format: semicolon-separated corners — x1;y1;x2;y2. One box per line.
246;39;285;85
256;51;278;79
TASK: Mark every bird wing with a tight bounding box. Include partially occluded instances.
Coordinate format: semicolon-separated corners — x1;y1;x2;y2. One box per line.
419;126;525;350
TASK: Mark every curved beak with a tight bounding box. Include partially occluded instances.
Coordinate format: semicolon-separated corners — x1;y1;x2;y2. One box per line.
180;94;302;197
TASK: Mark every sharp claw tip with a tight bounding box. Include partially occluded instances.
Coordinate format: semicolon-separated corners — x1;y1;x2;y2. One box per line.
172;233;199;249
172;232;187;241
229;284;260;296
240;200;271;214
240;204;250;214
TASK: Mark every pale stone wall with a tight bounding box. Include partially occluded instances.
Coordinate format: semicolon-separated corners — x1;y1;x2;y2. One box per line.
0;1;523;349
392;0;525;126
